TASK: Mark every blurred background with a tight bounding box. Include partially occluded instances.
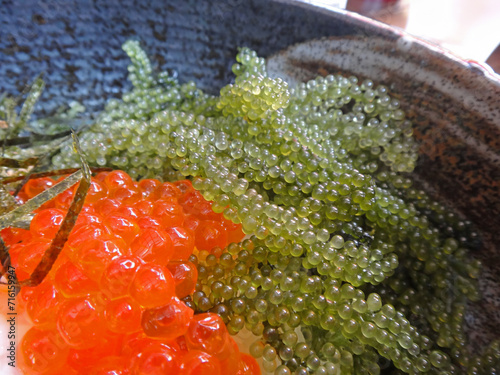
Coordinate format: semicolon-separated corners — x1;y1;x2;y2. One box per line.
304;0;500;73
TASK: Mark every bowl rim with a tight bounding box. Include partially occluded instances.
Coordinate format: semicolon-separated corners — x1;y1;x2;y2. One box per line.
276;0;500;85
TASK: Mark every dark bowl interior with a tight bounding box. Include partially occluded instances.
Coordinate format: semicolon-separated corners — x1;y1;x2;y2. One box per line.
1;0;499;355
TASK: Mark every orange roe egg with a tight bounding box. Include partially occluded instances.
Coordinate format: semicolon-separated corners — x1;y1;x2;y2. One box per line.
16;239;50;282
131;342;179;375
179;191;215;219
103;214;140;244
167;261;198;299
185;313;231;357
54;189;74;210
17;286;36;313
114;205;140;219
83;179;108;204
56;296;106;349
226;220;246;244
173;179;193;194
94;197;122;217
195;220;228;252
121;332;159;358
74;212;103;227
153;182;182;201
133;200;154;216
130;228;174;264
54;261;100;297
19;327;69;375
100;255;143;299
179;350;222;375
50;364;80;375
30;208;65;238
104;170;135;191
141;297;194;340
152;200;185;227
138;178;160;198
1;227;30;246
183;214;200;232
66;335;122;373
66;223;110;250
129;263;175;308
76;237;127;279
24;177;55;198
104;296;142;334
109;184;141;204
166;226;195;261
239;352;262;375
6;242;26;277
136;215;161;230
27;281;65;327
220;337;243;375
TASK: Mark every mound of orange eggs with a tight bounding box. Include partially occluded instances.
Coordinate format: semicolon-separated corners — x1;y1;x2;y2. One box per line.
1;170;259;375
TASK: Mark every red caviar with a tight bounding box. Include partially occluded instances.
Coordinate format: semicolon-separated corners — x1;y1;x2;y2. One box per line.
1;171;257;375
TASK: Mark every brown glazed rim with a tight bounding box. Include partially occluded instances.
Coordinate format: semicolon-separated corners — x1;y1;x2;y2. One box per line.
280;0;500;83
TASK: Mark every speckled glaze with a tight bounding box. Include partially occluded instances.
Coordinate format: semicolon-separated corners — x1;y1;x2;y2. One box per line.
1;0;499;355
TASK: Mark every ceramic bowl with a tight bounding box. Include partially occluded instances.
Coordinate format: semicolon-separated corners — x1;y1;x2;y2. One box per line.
1;0;499;361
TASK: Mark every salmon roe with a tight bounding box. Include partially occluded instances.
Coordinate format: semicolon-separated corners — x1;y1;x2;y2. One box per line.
1;171;256;375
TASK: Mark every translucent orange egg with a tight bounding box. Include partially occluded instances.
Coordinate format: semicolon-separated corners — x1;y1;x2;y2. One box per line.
179;350;222;375
167;261;198;299
104;296;142;334
30;208;65;238
100;255;143;299
56;296;106;349
18;326;69;375
129;263;175;308
130;228;174;264
141;297;193;340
